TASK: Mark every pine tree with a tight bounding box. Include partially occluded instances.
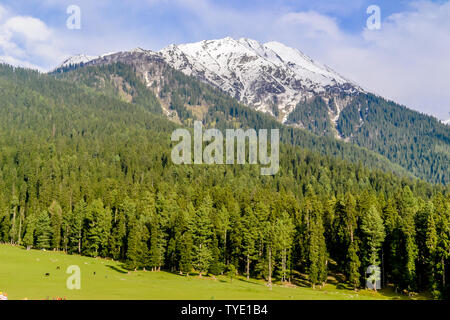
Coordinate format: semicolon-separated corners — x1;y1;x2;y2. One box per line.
397;186;419;289
22;214;36;249
83;199;112;257
35;211;52;249
347;241;361;289
308;210;327;288
179;231;193;275
69;199;87;254
191;196;214;276
109;199;131;260
126;217;149;270
48;201;63;250
360;206;385;266
208;237;223;277
276;211;295;283
424;202;438;291
241;206;258;279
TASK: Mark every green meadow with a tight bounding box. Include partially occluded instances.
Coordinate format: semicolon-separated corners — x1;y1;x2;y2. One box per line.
0;244;425;300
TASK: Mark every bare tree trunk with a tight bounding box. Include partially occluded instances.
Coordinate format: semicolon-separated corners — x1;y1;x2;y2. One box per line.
268;246;272;288
18;207;24;245
443;257;446;287
246;254;250;280
224;229;227;264
78;231;81;254
10;204;17;244
350;227;354;243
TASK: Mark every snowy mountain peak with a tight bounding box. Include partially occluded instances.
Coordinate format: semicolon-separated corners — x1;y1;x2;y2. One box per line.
130;47;148;54
59;54;97;68
160;37;360;121
54;37;362;123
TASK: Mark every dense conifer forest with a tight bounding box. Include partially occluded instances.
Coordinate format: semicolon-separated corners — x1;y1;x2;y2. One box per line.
55;60;450;185
1;64;449;298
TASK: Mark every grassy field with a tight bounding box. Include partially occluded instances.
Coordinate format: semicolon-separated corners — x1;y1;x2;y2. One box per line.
0;244;426;300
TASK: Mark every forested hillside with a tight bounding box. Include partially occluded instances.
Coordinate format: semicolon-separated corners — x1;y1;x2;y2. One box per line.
285;92;449;185
54;62;413;181
337;93;449;184
1;64;449;297
54;46;449;185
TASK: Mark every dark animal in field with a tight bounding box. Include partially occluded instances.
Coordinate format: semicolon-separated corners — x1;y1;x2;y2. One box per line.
56;266;61;270
93;272;96;275
44;273;50;277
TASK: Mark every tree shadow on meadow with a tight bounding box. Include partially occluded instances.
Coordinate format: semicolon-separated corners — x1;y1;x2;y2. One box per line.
106;264;128;274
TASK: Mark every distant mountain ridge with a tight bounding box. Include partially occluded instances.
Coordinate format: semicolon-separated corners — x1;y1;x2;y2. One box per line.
55;37;361;123
53;37;449;184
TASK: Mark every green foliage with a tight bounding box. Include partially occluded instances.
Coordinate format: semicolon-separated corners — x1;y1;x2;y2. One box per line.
35;211;51;250
0;64;449;296
338;93;450;184
55;62;417;181
287;96;334;137
347;241;361;289
226;264;236;282
360;206;385;266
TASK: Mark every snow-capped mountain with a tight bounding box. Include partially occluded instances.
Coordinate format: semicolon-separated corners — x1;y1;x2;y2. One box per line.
55;37;361;123
52;39;450;184
159;37;360;122
58;54;98;68
444;118;450;125
56;51;120;69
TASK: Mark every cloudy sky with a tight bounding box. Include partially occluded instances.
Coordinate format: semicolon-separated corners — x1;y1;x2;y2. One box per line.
0;0;449;120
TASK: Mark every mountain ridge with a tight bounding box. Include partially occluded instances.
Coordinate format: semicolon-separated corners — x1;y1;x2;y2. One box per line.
52;38;449;184
55;37;361;123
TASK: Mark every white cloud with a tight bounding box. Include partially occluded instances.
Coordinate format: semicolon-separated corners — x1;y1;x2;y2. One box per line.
264;2;450;120
147;0;450;119
4;17;52;42
0;5;67;70
278;11;341;39
0;0;448;119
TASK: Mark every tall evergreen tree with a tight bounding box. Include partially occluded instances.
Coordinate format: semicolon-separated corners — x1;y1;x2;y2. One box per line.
35;211;52;249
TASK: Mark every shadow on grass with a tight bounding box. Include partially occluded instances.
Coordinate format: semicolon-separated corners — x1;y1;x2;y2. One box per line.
236;277;264;286
106;264;128;274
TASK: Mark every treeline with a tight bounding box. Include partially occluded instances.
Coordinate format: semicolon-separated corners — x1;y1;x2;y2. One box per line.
0;64;449;298
2;174;449;297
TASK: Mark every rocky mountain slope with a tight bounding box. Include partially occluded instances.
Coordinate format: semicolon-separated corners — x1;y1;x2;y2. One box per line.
159;37;360;123
56;37;360;124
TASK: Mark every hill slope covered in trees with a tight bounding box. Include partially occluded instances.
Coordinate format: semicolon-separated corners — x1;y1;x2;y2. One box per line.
54;60;414;182
1;64;449;298
54;46;450;184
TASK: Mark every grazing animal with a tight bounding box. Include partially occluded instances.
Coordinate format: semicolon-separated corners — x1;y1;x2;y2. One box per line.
93;272;96;275
44;273;50;277
56;266;61;270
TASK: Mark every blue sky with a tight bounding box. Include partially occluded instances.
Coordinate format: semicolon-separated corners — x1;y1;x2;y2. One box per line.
0;0;449;120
